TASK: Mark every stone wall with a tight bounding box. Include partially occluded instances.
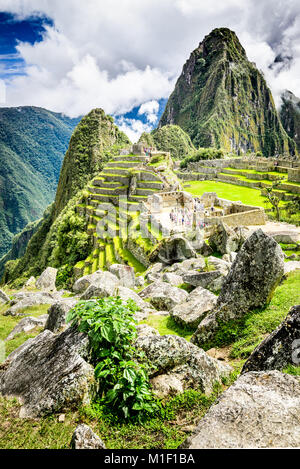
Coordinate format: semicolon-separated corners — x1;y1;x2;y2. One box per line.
207;208;266;228
288;168;300;183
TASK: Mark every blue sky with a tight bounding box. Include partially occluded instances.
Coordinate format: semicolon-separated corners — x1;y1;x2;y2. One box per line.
0;12;52;79
0;1;299;142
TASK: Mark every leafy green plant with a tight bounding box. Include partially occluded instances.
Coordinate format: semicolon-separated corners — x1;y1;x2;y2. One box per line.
67;297;157;421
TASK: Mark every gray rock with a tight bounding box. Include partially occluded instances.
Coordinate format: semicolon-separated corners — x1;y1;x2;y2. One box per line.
80;272;119;300
208;256;231;275
0;289;10;304
150;235;197;265
162;272;183;286
181;257;206;271
139;281;188;311
145;263;165;282
182;371;300;448
136;324;160;338
45;298;78;333
171;287;217;329
0;327;94;418
36;267;58;291
192;230;285;347
136;334;231;395
116;286;151;313
73;270;104;294
183;270;223;289
151;374;184;398
269;231;299;245
242;305;300;373
5;315;48;341
5;291;63;317
24;276;36;288
208;222;246;255
71;424;106;450
109;264;135;288
135;276;145;288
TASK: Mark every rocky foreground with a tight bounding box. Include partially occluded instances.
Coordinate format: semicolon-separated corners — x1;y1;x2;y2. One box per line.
0;228;299;448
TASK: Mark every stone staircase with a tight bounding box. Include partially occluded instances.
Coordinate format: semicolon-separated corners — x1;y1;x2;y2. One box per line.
74;153;166;277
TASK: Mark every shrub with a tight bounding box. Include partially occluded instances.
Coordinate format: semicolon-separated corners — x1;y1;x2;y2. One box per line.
67;297;157;421
180;147;225;168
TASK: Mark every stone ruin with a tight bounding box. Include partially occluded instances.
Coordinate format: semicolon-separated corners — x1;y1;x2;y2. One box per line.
141;190;266;240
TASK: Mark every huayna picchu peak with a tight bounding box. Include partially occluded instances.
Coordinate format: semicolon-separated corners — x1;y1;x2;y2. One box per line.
159;28;297;157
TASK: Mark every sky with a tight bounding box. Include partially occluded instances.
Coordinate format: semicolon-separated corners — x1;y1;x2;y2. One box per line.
0;0;299;142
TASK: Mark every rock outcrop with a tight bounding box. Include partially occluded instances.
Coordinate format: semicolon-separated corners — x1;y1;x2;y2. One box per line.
0;289;10;304
171;287;217;329
242;305;300;373
182;371;300;448
36;267;58;291
136;330;231;396
71;424;106;450
5;315;48;341
192;230;285;346
4;291;63;316
150;235;197;265
45;298;78;333
0;327;94;418
139;281;189;311
208;223;246;255
109;264;135;289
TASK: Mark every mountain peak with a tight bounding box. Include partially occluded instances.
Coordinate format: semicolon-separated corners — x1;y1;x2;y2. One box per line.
159;28;296;157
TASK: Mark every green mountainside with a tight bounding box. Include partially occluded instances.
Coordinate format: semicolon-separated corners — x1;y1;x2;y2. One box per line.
0;106;80;258
159;28;297;157
138;124;195;159
2;109;131;285
54;108;130;217
280;90;300;153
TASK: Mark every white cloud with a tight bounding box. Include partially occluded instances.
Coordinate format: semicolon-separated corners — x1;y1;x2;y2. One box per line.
1;0;300;140
138;100;160;124
115;116;152;144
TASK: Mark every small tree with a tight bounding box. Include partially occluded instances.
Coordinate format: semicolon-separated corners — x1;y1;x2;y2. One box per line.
262;178;284;221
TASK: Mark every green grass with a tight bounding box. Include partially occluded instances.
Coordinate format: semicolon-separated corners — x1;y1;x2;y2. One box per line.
200;271;300;359
0;304;50;358
140;314;194;341
0;385;224;449
185;180;271;208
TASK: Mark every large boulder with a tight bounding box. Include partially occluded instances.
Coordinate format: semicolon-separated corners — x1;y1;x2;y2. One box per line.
73;270;107;294
242;305;300;373
71;424;106;450
136;333;231;396
145;263;165;283
171;287;217;329
36;267;58;291
183;270;224;292
5;315;48;341
116;286;154;321
109;264;135;289
208;222;247;255
0;327;94;418
139;281;188;311
150;235;197;265
4;291;63;317
0;289;10;304
80;272;119;300
192;230;285;347
162;272;183;286
45;298;78;333
182;371;300;448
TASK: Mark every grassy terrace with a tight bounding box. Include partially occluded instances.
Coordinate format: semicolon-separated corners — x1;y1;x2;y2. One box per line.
184;180;270;207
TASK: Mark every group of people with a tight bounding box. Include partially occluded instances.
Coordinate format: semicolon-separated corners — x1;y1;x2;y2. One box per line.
169;206;194;227
143;147;155;157
168;197;218;230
